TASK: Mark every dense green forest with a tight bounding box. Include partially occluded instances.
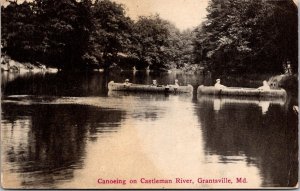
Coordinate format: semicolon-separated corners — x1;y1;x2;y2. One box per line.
194;0;298;74
1;0;298;73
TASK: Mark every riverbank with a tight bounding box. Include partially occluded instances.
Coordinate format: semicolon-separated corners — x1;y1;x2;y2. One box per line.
268;74;298;93
1;56;58;73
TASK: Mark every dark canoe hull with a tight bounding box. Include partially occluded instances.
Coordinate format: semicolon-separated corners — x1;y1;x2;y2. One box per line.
197;85;287;98
108;81;193;93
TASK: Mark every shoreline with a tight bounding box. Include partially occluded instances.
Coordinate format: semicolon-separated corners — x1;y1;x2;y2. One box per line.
1;57;58;73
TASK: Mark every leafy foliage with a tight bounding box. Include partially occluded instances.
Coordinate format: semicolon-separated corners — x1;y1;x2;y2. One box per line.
130;15;170;70
85;0;133;69
194;0;298;74
1;0;298;73
2;0;93;69
2;1;40;63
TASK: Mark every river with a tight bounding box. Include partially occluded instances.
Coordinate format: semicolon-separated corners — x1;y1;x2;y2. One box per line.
1;71;298;189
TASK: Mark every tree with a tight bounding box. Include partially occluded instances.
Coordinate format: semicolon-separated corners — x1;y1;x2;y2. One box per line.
131;15;172;71
37;0;92;69
2;0;93;70
1;1;40;63
194;0;298;74
177;29;196;69
86;0;133;70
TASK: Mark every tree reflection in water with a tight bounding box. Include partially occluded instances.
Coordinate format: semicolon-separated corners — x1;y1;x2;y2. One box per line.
1;72;298;188
197;96;298;187
1;103;124;188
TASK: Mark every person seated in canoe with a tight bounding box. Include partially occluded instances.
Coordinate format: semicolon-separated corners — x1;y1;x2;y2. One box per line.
174;79;179;88
123;79;131;86
214;79;227;89
257;80;270;91
173;79;180;93
151;80;158;86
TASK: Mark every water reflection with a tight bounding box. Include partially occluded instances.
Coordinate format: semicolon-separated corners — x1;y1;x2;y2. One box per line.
258;101;270;114
1;72;108;97
198;96;286;115
1;72;298;189
196;96;298;187
1;103;125;188
57;92;262;189
1;71;202;97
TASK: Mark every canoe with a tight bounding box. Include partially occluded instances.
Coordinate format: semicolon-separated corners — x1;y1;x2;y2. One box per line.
197;95;286;106
108;81;193;93
197;85;287;98
108;90;193;100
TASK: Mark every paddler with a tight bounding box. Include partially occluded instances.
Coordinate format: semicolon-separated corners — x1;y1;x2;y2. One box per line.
123;79;131;86
174;79;179;93
214;79;227;89
152;80;157;86
174;79;179;88
257;80;270;91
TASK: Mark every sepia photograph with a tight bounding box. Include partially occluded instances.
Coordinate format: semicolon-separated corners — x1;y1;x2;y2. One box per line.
1;0;298;189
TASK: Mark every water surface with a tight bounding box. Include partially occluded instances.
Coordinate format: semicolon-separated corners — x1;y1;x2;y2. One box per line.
1;71;298;189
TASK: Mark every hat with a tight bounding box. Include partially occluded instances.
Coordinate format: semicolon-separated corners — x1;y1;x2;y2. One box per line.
125;79;129;82
216;79;220;82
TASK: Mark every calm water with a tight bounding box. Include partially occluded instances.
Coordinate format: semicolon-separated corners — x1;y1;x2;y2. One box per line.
1;71;298;189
